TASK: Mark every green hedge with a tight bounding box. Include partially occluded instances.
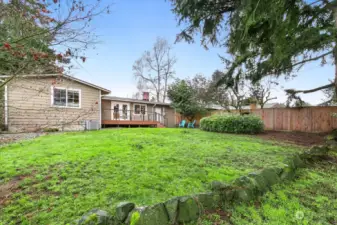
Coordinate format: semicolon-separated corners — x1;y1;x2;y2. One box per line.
200;114;264;134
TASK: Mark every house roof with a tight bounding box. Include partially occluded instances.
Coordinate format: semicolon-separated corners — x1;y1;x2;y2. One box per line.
0;74;111;95
102;96;171;106
263;103;286;108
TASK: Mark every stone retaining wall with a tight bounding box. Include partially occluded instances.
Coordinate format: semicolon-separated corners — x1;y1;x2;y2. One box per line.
77;143;336;225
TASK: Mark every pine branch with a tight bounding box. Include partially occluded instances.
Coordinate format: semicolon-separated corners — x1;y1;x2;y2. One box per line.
285;83;334;94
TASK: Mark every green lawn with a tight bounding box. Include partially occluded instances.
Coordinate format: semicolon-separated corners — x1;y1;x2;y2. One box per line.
199;152;337;225
0;128;302;224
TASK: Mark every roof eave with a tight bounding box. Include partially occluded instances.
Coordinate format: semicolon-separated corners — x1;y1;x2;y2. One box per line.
0;74;111;94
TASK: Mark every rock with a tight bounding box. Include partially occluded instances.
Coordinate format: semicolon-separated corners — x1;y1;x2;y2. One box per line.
233;176;257;189
164;197;179;224
194;193;221;211
280;166;296;181
116;202;135;222
211;181;230;191
292;154;305;168
129;203;169;225
232;176;258;202
78;209;113;225
248;172;268;194
260;168;280;187
125;207;145;225
223;189;236;202
177;196;200;223
235;189;253;202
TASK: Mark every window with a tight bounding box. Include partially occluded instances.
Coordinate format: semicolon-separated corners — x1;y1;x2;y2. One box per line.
52;87;81;108
134;104;146;114
53;88;66;106
122;104;128;118
113;104;119;113
141;105;146;114
67;90;80;107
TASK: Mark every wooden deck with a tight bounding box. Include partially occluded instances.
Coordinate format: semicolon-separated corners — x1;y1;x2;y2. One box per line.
102;120;164;127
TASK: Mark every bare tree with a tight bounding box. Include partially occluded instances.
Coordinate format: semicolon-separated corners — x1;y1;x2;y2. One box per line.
186;74;212;104
0;0;111;87
132;37;177;102
132;81;148;100
249;79;278;109
210;70;248;113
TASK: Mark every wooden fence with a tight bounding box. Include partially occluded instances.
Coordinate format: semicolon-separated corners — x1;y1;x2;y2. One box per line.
176;106;337;133
251;107;337;133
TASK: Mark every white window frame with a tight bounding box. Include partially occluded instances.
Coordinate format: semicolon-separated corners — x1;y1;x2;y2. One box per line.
133;104;147;115
51;86;81;108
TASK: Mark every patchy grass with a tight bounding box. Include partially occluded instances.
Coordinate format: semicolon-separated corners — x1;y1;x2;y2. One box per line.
199;153;337;225
0;128;302;224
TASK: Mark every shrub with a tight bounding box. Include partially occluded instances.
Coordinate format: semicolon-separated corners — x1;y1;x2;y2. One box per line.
43;128;59;132
200;114;264;134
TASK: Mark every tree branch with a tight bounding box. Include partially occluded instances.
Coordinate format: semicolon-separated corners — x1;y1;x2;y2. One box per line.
285;83;334;94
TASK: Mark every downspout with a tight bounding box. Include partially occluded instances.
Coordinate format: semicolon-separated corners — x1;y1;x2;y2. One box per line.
99;90;102;130
4;85;8;131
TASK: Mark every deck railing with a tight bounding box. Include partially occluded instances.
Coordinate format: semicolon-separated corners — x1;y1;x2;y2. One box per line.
102;109;166;124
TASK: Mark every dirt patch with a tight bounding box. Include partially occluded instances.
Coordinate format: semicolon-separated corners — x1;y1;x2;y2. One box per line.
0;133;43;146
0;178;21;206
0;169;62;207
252;131;326;147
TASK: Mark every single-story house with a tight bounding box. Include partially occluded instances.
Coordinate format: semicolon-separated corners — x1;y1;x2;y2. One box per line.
2;74;110;132
1;74;177;132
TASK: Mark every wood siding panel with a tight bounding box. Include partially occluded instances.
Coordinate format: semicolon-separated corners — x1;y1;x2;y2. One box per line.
101;100;111;120
7;76;100;132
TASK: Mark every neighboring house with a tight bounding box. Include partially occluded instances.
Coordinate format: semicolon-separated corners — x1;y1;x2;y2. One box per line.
101;95;176;128
3;74;110;132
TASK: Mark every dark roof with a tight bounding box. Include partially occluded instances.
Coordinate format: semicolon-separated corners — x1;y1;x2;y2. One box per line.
102;96;171;106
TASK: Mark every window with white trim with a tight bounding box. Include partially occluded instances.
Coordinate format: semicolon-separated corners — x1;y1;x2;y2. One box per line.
52;87;80;108
134;104;146;114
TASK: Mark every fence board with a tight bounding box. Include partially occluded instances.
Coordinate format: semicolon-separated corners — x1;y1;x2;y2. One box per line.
175;106;337;133
251;106;337;133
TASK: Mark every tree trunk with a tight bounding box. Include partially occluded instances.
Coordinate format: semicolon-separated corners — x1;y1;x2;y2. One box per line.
333;6;337;95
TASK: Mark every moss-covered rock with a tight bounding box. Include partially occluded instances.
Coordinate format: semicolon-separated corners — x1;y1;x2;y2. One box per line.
128;203;169;225
177;196;200;223
78;209;114;225
260;168;280;187
116;202;135;222
280;165;296;180
164;197;179;224
211;181;230;191
194;193;221;211
292;154;306;168
248;172;269;194
232;176;260;202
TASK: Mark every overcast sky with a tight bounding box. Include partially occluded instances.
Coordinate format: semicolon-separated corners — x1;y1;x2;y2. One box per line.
70;0;333;105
